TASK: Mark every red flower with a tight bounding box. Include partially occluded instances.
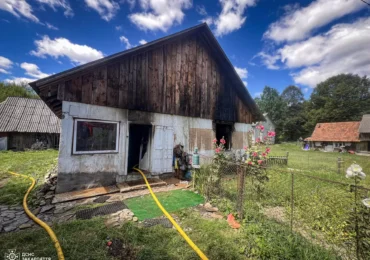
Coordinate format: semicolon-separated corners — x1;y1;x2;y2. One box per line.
265;148;271;154
244;146;248;150
252;152;258;157
220;138;226;144
268;131;276;137
215;147;221;153
256;138;261;143
262;152;267;157
263;136;267;140
247;161;253;165
212;138;217;143
258;160;263;165
259;125;265;131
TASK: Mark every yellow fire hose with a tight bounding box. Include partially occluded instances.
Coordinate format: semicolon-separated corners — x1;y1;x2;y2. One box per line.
8;171;65;260
133;167;208;260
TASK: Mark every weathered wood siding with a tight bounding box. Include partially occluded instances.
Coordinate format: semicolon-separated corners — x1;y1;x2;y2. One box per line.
44;35;253;123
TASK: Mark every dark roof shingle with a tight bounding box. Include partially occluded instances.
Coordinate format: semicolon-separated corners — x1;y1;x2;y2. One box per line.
0;97;60;133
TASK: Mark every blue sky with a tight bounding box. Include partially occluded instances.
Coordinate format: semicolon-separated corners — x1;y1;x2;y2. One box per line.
0;0;369;99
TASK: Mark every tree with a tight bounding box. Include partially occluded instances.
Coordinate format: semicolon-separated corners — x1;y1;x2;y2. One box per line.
255;86;286;141
280;86;307;141
0;81;39;102
304;74;370;133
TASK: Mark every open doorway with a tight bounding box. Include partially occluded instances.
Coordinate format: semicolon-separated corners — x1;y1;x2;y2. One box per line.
127;124;152;173
215;123;233;150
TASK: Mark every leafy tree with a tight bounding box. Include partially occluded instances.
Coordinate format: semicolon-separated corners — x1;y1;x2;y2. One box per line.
304;74;370;133
255;86;286;141
280;86;307;141
0;81;39;102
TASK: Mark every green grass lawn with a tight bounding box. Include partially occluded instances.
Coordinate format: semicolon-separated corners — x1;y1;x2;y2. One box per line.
125;190;204;220
269;142;370;188
0;149;58;205
0;209;338;260
0;145;359;259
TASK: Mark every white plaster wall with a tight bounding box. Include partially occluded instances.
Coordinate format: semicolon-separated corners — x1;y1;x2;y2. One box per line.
151;113;213;155
59;101;251;179
59;101;128;176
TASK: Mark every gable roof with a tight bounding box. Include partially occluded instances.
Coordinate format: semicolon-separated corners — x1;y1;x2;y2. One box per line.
0;97;60;133
29;23;263;121
306;122;360;142
359;114;370;133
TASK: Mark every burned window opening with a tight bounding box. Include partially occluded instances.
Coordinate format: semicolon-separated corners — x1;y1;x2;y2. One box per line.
127;124;151;173
73;119;119;154
215;123;233;150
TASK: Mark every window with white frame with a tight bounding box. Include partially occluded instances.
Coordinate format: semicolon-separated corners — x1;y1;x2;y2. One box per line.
73;119;119;154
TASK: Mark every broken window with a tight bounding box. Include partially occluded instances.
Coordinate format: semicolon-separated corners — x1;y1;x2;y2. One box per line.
73;119;119;154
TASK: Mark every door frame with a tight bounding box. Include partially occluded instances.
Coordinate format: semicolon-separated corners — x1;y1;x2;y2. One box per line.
125;121;153;174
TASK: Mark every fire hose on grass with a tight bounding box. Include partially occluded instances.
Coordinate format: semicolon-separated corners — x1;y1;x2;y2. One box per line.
8;171;65;260
132;167;209;260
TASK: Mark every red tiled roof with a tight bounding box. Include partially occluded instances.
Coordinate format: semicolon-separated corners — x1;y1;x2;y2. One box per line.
307;122;360;142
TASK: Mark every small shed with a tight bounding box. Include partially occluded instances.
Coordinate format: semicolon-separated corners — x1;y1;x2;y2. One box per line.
305;122;366;152
0;97;60;151
359;114;370;152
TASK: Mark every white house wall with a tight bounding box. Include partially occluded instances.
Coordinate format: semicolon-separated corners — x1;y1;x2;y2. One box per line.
57;101;231;192
57;101;128;193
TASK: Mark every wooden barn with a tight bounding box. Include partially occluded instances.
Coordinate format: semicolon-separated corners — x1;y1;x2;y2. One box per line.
0;97;60;151
30;23;263;193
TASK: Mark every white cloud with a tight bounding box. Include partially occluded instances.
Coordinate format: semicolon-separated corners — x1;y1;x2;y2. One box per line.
214;0;256;37
46;22;58;30
20;62;49;79
255;52;280;70
262;17;370;88
115;25;122;30
139;39;147;45
85;0;120;21
196;5;207;16
303;88;309;94
264;0;365;42
36;0;74;17
119;36;132;49
200;17;213;26
0;0;39;23
4;77;35;85
30;35;104;65
234;66;248;79
129;0;192;32
0;56;13;74
234;66;248;86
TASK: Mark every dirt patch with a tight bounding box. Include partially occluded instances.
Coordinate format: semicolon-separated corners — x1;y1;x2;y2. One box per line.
0;178;9;189
263;206;286;223
107;238;137;260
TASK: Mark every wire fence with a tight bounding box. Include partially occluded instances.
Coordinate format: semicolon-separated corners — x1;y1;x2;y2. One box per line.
194;154;370;260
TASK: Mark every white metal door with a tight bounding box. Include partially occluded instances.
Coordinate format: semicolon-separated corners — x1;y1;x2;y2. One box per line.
0;137;7;151
151;126;174;174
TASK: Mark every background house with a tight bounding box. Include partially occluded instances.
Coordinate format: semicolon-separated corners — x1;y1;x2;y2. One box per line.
305;121;368;152
30;24;263;193
0;97;60;151
359;114;370;152
252;113;275;144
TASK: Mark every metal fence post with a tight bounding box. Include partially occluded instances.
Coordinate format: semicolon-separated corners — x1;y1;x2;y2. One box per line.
290;171;294;232
237;165;245;219
337;157;341;174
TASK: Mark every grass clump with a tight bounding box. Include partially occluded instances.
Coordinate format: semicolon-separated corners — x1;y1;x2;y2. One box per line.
0;149;58;205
